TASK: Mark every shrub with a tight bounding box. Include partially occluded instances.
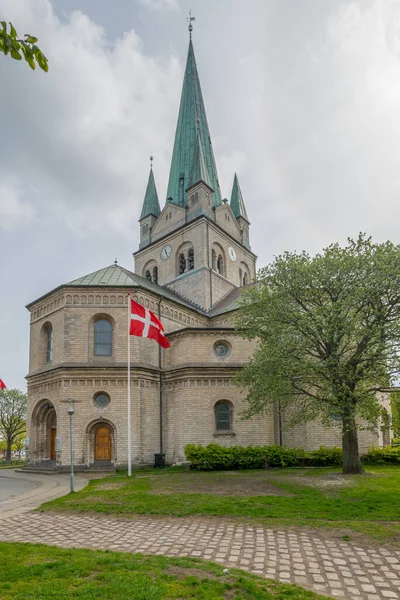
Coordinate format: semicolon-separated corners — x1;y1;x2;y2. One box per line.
184;443;341;470
305;446;343;466
362;445;400;464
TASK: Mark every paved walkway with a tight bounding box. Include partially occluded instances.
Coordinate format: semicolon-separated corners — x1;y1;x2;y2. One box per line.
0;512;399;599
0;470;88;519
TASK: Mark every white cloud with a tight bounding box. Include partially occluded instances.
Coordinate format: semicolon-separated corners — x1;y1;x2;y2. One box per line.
0;0;182;237
138;0;179;10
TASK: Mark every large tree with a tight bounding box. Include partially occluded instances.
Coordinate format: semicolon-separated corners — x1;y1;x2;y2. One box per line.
0;21;48;71
235;235;400;474
0;389;27;462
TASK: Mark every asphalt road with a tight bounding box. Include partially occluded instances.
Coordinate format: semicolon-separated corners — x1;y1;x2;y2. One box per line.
0;472;39;502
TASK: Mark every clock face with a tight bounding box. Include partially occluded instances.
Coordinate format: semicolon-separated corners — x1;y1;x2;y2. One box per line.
160;245;172;260
228;247;237;262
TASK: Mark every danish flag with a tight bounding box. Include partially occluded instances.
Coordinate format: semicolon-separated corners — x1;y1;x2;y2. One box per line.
129;299;170;348
0;379;6;389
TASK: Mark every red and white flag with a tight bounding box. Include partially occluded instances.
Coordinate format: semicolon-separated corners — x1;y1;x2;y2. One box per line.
0;379;6;389
129;299;170;349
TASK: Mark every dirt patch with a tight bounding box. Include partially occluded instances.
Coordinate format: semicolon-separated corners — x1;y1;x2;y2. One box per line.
284;474;356;489
95;483;127;491
151;475;293;497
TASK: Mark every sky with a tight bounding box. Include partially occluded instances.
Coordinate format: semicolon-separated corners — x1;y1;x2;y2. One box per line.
1;0;400;391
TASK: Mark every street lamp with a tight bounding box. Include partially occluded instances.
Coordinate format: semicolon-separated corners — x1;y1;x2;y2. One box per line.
67;399;75;492
60;397;81;493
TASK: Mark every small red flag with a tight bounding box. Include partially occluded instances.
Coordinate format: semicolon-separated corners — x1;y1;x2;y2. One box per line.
0;379;6;389
129;299;170;348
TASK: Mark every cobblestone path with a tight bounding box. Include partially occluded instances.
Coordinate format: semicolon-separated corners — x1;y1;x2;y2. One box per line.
0;512;399;599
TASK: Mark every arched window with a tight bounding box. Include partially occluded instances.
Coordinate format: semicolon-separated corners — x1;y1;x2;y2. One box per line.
212;249;217;271
215;401;232;431
188;248;194;270
153;266;158;284
145;270;152;281
179;253;186;274
45;325;52;363
217;254;224;276
239;268;242;286
94;320;112;356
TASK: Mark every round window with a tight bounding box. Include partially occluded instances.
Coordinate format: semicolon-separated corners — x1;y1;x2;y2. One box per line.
94;393;110;409
214;340;231;358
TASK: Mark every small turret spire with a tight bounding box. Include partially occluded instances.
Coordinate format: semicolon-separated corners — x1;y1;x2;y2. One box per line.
230;173;249;221
140;165;161;220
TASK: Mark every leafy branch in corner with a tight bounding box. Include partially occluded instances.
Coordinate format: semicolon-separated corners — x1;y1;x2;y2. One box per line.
0;21;48;71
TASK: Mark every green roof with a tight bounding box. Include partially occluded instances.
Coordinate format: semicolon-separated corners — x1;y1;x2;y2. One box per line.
230;173;248;221
27;264;208;313
65;264;207;312
166;39;222;207
140;168;161;220
187;130;213;190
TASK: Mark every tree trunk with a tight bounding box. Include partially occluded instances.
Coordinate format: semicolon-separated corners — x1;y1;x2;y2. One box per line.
5;438;12;462
342;414;364;474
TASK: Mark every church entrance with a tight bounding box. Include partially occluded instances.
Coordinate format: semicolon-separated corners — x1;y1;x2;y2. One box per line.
29;400;57;464
95;425;112;461
50;427;57;460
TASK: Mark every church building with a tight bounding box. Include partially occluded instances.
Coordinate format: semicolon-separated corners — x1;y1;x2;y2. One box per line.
25;33;389;470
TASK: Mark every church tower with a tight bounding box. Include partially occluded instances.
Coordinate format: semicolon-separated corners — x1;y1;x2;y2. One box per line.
134;30;256;311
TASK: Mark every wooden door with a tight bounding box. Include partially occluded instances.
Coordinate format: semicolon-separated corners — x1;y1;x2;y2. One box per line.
50;427;57;460
95;425;111;461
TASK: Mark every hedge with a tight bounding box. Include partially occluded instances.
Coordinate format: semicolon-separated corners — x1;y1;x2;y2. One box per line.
362;445;400;464
184;443;400;470
184;443;342;470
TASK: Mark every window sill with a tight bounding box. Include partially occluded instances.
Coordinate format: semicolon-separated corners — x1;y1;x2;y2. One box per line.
213;431;236;437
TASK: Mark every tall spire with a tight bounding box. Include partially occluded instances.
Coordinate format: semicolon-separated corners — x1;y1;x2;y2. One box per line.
230;173;249;221
166;39;222;208
140;164;161;220
187;125;213;190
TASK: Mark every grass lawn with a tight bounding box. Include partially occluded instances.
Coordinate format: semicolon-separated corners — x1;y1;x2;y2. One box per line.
0;542;330;600
40;465;400;545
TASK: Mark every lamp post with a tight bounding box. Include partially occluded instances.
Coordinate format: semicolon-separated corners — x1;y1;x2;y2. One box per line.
67;399;75;492
60;397;81;493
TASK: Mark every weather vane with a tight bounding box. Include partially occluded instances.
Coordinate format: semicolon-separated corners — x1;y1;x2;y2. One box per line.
187;9;195;38
150;155;153;169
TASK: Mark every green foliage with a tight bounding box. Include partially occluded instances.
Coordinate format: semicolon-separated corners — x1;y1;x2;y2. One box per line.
362;445;400;464
234;234;400;473
391;391;400;437
0;21;48;71
0;388;27;461
184;443;343;470
0;543;328;600
305;446;343;466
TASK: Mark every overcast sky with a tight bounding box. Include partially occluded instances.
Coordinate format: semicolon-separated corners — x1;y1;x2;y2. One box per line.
1;0;400;391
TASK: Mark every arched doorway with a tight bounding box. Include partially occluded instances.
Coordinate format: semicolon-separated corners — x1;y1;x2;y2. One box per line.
94;424;112;462
30;400;57;464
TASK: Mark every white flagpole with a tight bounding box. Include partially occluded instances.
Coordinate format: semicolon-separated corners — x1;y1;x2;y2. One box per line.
127;293;132;477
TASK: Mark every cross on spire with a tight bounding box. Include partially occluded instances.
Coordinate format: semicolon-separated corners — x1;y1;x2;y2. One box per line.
187;9;195;38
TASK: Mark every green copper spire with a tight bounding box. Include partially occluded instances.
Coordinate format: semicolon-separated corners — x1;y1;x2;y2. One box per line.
140;166;161;220
230;173;249;221
166;39;222;207
187;128;213;190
